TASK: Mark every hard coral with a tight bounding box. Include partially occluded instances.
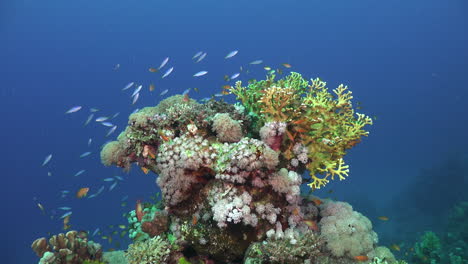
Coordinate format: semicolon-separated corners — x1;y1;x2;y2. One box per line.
32;230;103;264
125;235;172;264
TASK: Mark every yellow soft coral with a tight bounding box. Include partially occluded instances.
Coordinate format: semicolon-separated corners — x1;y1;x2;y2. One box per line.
231;72;372;189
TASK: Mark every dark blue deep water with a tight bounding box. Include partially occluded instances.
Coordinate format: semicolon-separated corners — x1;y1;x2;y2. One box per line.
1;0;467;263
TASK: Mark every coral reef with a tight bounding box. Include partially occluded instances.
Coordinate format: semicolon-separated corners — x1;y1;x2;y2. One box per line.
32;230;103;264
25;72;391;263
95;73;379;263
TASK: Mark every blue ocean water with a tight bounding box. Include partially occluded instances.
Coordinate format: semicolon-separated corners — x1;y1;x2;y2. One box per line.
1;0;467;263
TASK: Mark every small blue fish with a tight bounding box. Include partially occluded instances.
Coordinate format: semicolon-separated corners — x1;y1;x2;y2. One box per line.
193;71;208;77
196;52;207;63
162;67;174;78
158;57;169;70
106;126;117;137
192;51;203;59
88;138;92;146
96;186;105;194
230;73;240;80
112;112;120;119
121;195;129;201
160;89;169;96
114;175;124;181
132;93;139;105
60;211;72;219
122;82;134;91
65;106;82;114
182;88;191;95
103;178;115;182
79;152;91;158
225;50;238;59
101;122;113;127
92;228;100;237
58;207;72;211
109;181;118;191
90;108;100;112
249;60;263;65
95;116;109;122
47;171;52;177
84;113;94;126
42;154;52;166
131;108;140;114
132;85;142;97
74;170;85;177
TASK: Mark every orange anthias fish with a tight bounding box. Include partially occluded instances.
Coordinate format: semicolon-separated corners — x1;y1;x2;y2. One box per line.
354;255;369;262
378;216;389;221
141;167;149;174
312;199;322;206
390;244;401;251
135;200;145;222
192;215;198;225
149;83;155;92
63;215;71;230
159;131;170;142
148;67;158;73
76;187;89;198
282;63;292;68
303;220;319;231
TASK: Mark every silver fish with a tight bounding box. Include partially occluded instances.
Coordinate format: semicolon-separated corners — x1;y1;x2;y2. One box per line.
225;50;238;59
192;51;203;59
158;57;169;69
79;152;91;158
42;154;52;166
114;175;124;181
101;122;113;127
193;71;208;77
122;82;134;91
196;52;207;63
65;106;82;114
249;60;263;65
58;207;72;211
230;73;240;79
92;228;100;237
74;170;85;177
182;88;191;95
132;85;142;97
132;93;139;105
160;89;168;96
162;67;174;78
60;211;72;219
106;126;117;137
84;113;94;126
109;181;118;191
95;116;109;122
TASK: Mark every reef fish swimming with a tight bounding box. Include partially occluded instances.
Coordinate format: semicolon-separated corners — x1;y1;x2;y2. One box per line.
42;154;52;166
193;71;208;77
162;67;174;78
65;106;82;114
225;50;238;59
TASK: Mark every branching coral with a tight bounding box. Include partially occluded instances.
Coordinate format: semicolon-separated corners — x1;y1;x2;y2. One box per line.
229;72;372;189
125;235;172;264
